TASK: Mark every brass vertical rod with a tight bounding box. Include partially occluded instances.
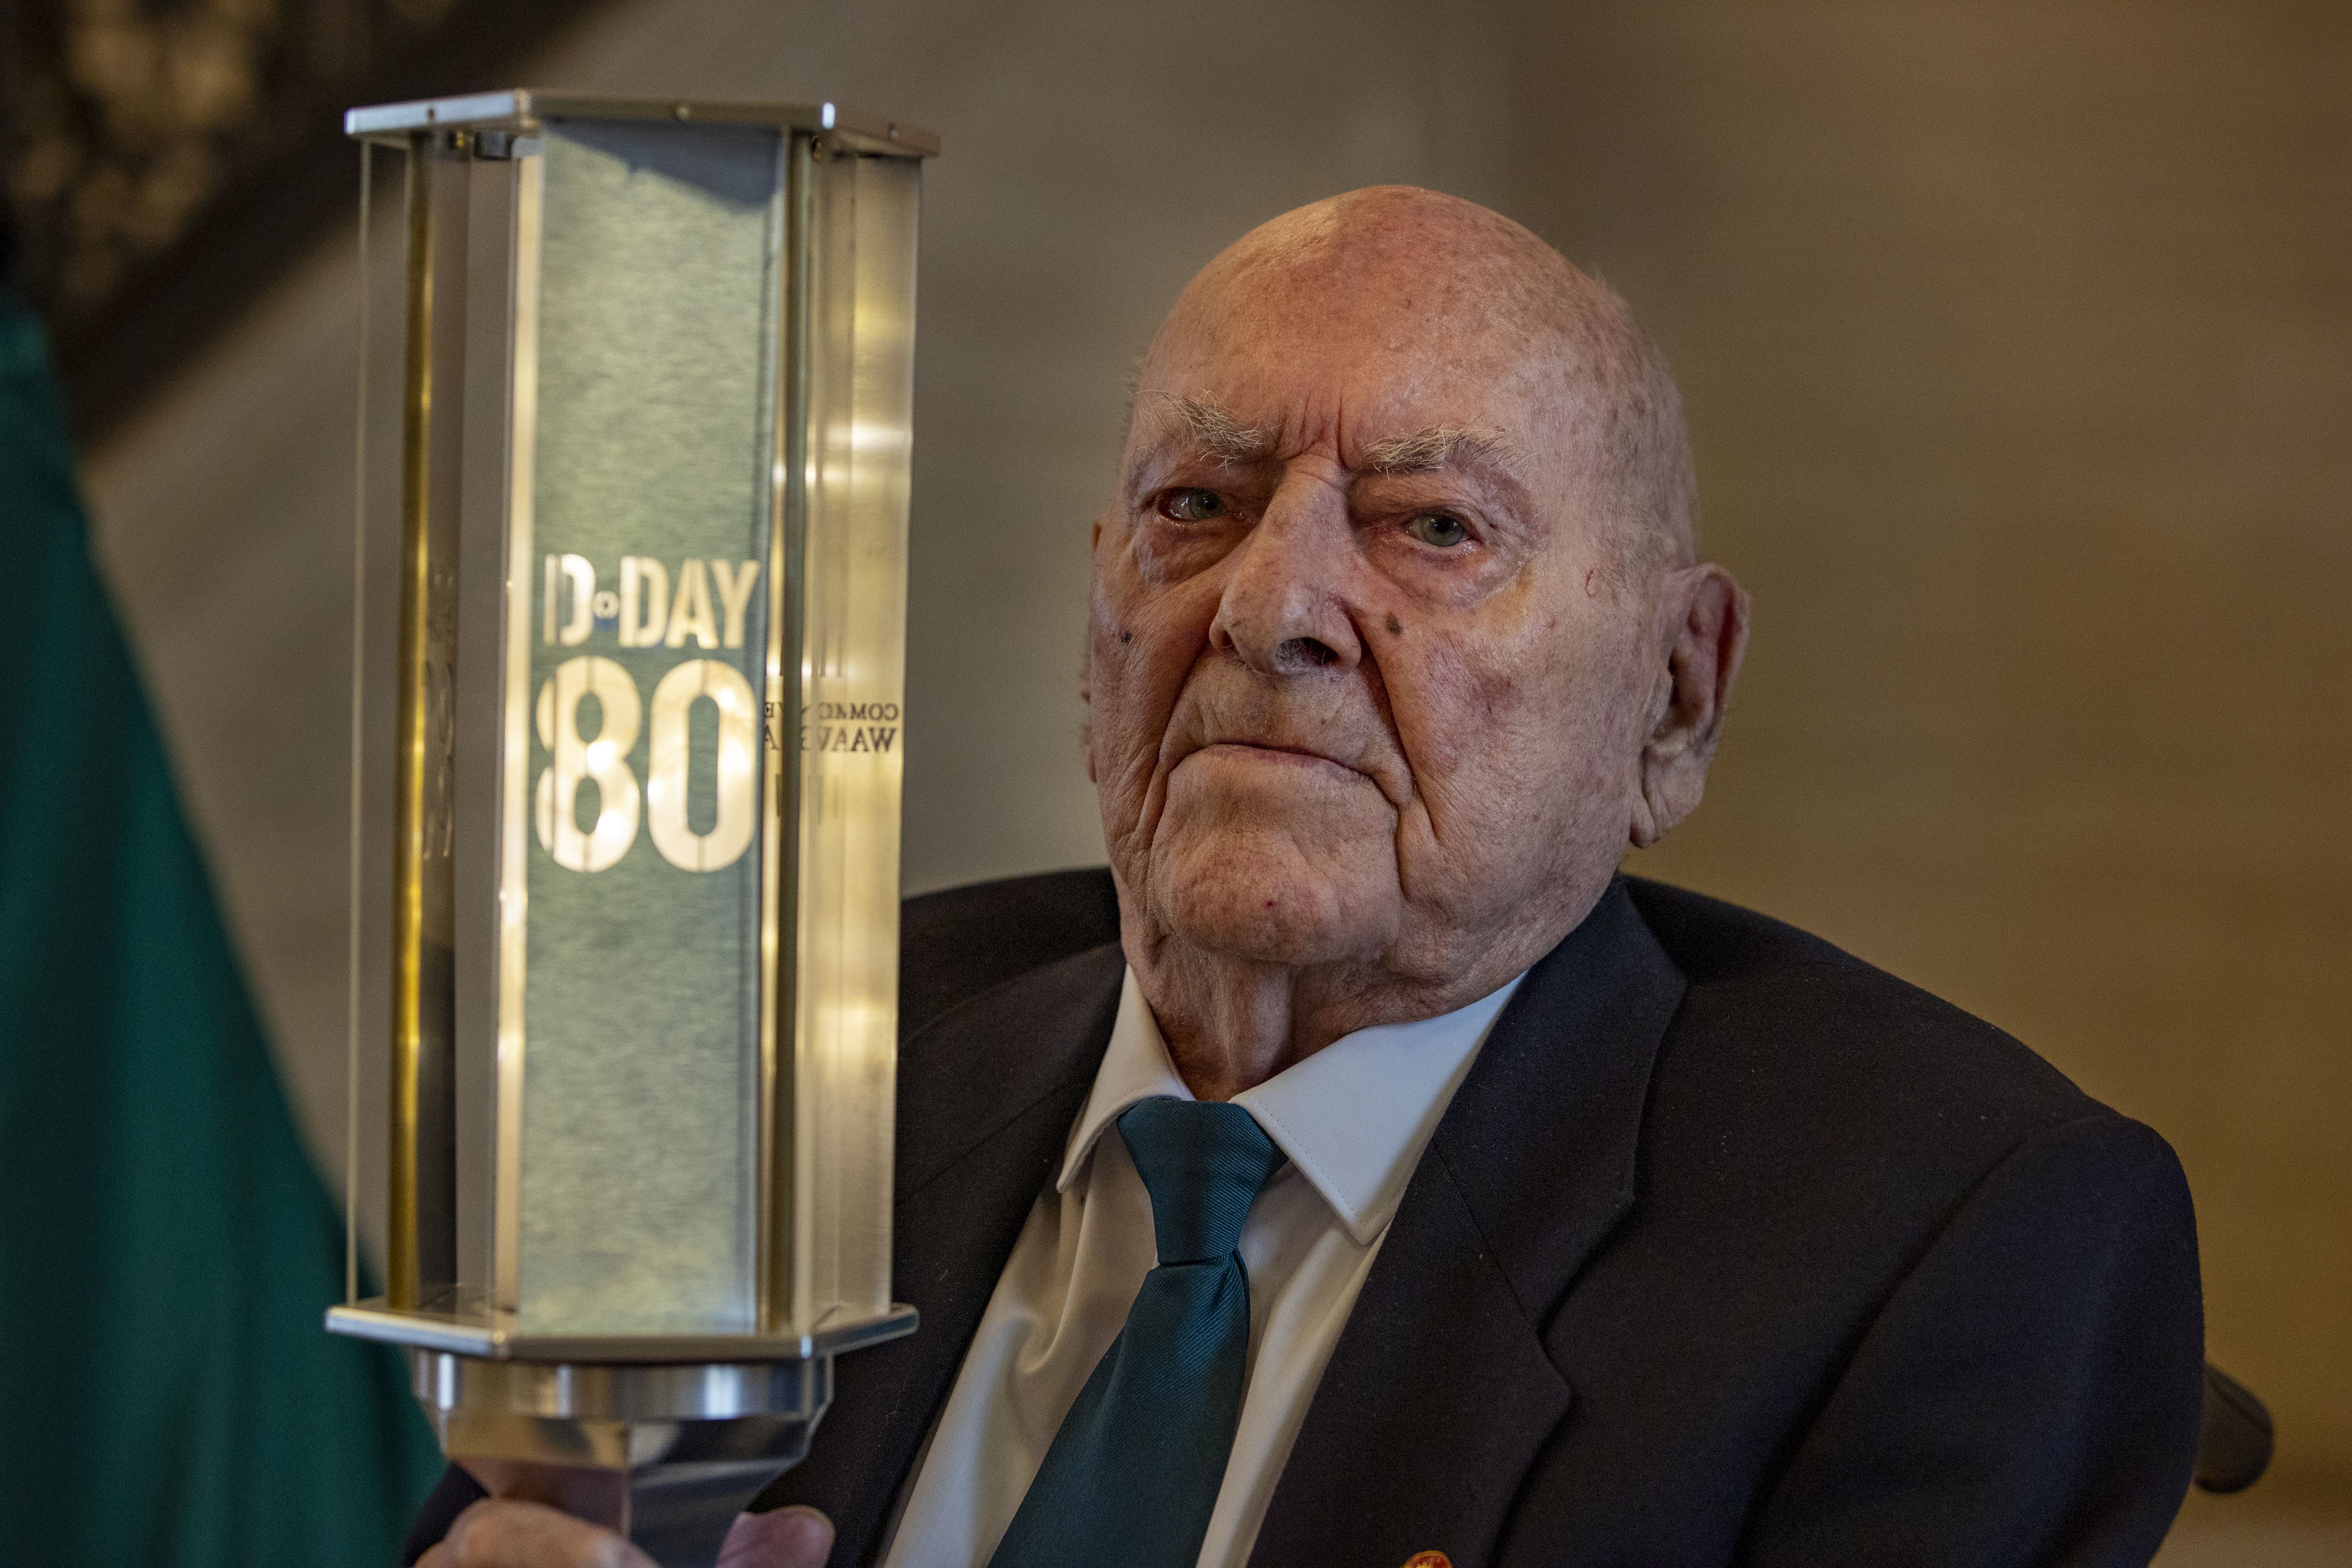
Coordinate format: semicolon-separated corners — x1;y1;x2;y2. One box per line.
388;135;437;1311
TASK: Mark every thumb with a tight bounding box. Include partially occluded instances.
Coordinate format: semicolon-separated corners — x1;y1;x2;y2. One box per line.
717;1505;835;1568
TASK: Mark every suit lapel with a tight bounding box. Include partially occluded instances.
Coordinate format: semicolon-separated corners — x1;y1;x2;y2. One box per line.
1248;879;1686;1568
757;942;1126;1565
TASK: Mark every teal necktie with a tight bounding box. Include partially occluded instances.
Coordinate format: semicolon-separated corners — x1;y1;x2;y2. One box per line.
986;1097;1286;1568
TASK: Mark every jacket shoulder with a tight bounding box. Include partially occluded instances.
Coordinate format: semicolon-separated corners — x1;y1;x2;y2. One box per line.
898;867;1120;1040
1622;873;2103;1138
1602;880;2195;1426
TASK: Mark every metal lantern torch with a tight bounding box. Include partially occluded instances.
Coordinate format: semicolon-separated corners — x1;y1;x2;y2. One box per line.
326;91;934;1566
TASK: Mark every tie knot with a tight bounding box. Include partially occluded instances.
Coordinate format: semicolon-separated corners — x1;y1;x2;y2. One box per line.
1116;1099;1285;1264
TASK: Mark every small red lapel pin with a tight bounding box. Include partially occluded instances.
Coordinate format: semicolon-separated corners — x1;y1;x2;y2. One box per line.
1401;1554;1452;1568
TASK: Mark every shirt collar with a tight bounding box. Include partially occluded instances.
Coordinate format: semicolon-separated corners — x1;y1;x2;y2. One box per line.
1058;966;1526;1247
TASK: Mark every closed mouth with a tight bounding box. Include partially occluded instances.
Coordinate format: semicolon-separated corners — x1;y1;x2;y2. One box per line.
1192;740;1362;777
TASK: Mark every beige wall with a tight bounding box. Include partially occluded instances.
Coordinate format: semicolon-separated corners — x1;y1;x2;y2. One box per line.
1541;3;2352;1503
82;0;2348;1528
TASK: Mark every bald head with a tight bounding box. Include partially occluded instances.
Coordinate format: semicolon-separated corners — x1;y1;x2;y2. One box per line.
1136;187;1697;577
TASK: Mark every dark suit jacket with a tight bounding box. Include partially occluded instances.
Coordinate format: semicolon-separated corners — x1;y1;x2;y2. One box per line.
407;871;2203;1567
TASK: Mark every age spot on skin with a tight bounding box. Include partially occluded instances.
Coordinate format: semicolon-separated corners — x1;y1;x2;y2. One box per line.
1386;613;1404;636
1119;630;1133;642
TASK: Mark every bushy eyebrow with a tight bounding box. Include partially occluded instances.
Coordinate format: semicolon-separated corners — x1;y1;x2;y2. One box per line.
1361;423;1510;476
1133;396;1526;500
1148;395;1515;470
1152;394;1278;465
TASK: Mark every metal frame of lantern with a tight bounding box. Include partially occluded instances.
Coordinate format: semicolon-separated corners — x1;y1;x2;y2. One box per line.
325;91;935;1565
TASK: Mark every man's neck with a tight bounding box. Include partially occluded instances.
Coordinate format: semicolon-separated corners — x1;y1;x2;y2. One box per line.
1126;936;1525;1102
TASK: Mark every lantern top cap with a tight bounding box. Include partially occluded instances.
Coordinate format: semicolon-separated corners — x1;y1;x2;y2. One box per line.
344;89;940;157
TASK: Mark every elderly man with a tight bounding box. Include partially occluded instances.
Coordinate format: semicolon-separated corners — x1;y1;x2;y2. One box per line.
412;189;2203;1568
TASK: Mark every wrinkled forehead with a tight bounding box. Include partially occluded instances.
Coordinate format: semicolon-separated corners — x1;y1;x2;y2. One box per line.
1129;250;1588;472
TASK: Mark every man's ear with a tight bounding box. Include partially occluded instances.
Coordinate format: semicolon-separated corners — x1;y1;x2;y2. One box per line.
1079;633;1096;785
1080;518;1102;783
1630;564;1750;848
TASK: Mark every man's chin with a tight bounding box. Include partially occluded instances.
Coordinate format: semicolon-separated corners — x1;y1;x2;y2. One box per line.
1144;830;1399;967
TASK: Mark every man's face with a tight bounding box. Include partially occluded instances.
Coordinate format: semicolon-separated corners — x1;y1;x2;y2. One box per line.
1086;249;1664;988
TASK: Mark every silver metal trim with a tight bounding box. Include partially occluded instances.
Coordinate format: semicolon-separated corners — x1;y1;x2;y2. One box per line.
756;129;815;1334
326;1300;917;1363
493;143;544;1314
412;1352;826;1424
345;138;376;1310
347;91;939;158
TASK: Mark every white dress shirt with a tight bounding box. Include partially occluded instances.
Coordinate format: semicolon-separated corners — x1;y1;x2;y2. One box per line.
880;965;1526;1568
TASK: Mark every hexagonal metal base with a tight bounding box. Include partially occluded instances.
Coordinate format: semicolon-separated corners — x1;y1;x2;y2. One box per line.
328;1304;916;1564
410;1350;829;1567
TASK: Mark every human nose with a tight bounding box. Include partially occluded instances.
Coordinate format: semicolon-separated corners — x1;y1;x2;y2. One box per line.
1207;486;1362;677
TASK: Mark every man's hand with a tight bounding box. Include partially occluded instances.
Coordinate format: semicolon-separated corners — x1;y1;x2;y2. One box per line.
417;1499;834;1568
717;1508;835;1568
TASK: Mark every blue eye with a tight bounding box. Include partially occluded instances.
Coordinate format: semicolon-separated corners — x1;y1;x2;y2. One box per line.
1158;489;1227;522
1407;512;1470;547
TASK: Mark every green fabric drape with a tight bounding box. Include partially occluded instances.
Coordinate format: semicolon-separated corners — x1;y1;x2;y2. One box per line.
0;290;441;1565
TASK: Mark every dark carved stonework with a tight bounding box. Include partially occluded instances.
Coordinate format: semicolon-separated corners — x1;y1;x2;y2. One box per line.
0;0;604;442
